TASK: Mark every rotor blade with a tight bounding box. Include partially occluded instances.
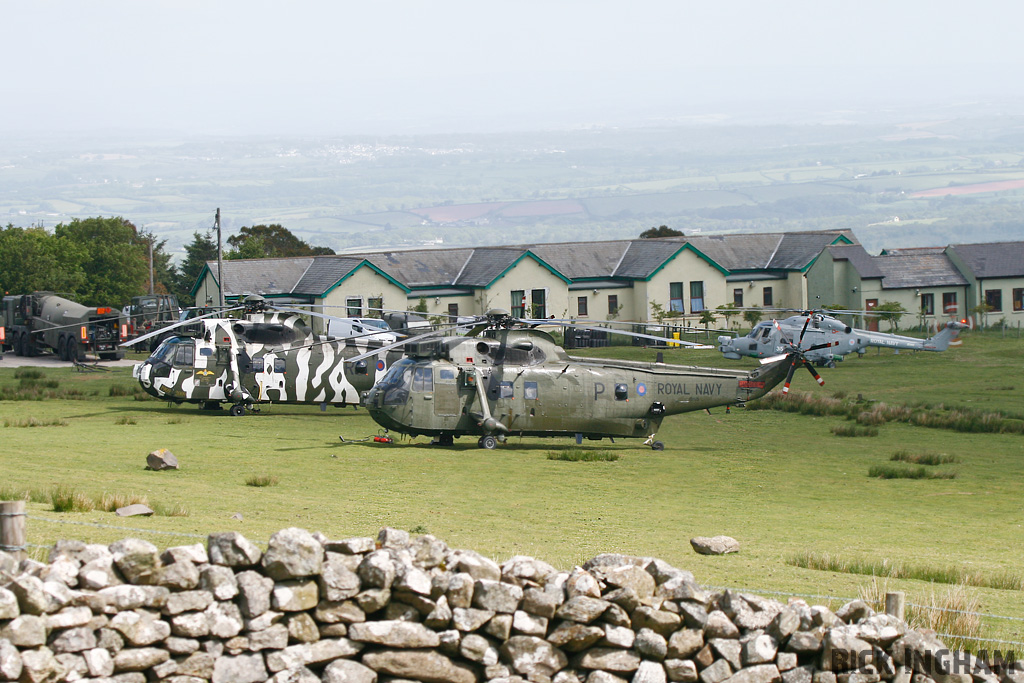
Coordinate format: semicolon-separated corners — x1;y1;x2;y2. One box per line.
563;322;713;349
781;357;799;396
804;341;839;352
804;361;825;387
120;307;246;347
772;319;794;346
797;315;811;348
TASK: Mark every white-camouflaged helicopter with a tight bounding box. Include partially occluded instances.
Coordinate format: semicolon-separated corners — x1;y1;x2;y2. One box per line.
128;296;402;415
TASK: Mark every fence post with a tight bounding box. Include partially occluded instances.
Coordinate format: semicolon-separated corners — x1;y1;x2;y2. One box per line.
0;500;27;561
885;591;905;620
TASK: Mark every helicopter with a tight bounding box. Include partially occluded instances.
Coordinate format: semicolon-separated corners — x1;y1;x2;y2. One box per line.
349;309;827;450
717;311;966;367
129;296;402;415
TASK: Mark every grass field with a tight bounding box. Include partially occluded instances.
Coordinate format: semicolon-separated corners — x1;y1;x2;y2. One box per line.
1;332;1022;643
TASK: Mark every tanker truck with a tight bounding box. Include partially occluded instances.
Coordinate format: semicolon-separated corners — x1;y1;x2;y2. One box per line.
1;292;127;361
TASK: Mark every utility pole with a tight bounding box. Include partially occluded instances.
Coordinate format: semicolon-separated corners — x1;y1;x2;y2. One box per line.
148;238;155;295
215;208;225;309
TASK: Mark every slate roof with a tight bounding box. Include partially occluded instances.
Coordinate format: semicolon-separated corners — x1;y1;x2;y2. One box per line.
454;249;525;287
948;242;1024;279
361;249;474;288
207;257;314;298
827;245;884;279
293;257;363;294
874;253;968;289
769;231;855;270
612;240;686;279
530;242;630;279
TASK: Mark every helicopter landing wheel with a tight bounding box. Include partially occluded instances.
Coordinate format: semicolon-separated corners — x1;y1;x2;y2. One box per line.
826;361;836;369
436;435;454;447
650;441;665;451
478;435;497;450
230;404;246;417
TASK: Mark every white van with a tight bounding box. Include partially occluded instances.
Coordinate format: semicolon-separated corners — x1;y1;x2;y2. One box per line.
326;317;397;343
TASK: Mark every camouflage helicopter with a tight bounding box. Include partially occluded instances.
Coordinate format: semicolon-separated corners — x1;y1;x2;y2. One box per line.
717;311;966;368
128;296;402;415
348;309;829;450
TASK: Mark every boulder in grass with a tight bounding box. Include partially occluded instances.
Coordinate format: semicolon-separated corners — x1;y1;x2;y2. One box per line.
689;536;740;556
116;504;154;518
146;448;179;470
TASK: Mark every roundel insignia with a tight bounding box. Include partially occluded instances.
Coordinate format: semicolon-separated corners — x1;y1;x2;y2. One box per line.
636;382;647;396
376;360;386;371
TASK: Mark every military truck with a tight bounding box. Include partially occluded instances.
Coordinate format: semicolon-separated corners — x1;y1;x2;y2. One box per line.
1;292;127;361
123;294;181;350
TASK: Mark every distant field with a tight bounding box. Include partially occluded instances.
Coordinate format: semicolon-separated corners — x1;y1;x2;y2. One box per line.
1;331;1022;643
910;179;1024;197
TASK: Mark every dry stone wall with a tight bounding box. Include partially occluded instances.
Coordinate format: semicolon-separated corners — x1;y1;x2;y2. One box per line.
0;526;1018;683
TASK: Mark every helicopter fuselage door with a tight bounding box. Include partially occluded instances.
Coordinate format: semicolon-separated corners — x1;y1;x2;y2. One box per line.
433;366;459;417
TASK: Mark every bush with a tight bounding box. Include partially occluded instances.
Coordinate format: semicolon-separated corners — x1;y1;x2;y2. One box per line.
832;424;879;437
546;448;620;462
246;474;280;487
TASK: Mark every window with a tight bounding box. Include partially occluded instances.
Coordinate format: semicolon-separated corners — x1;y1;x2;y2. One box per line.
251;357;264;373
577;296;588;317
524;381;538;400
173;343;194;367
346;297;362;317
921;293;934;315
985;289;1002;312
1014;288;1024;311
448;303;459;318
531;289;546;319
614;383;629;401
273;358;287;374
498;381;514;398
511;290;525;318
367;297;383;318
763;287;773;307
690;281;705;313
733;289;744;307
942;292;957;314
438;368;456;381
669;282;684;312
608;294;619;315
412;367;433;392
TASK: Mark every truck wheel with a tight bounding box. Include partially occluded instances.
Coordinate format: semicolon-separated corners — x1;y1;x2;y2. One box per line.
58;336;68;361
14;334;23;356
66;338;80;362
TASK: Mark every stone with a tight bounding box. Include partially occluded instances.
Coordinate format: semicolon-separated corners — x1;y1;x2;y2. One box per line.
49;625;98;653
548;622;606;652
8;574;50;615
452;607;495;632
147;448;179;470
725;664;782;683
207;531;262;567
591;672;631;683
356;587;391;613
211;653;268;683
782;666;814;683
166;637;201;655
0;587;19;619
2;614;46;648
200;564;239;601
410;535;449;569
699;659;733;683
705;611;740;639
743;634;779;666
603;587;642;613
666;660;699;683
205;600;244;638
44;605;92;629
272;580;320;612
566;568;603;599
689;537;740;556
171;611;210;638
349;619;442;647
79;557;122;590
485;613;514;641
113;646;170;671
315;599;365;624
158;557;200;590
556;596;609;624
362;649;477;683
0;638;22;680
268;667;321;683
633;607;682;637
694;645;715;670
836;601;874;624
236;570;275;617
601;565;656;599
263;528;324;580
318;557;363;602
786;631;824;655
635;661;668;683
513;609;549;636
110;538;162;585
426;595;454;628
501;635;569;677
768;608;801;643
524;587;564;619
19;646;61;683
358;550;397;589
325;537;376;554
474;579;524;613
448;549;502;582
667;628;704;659
175;651;215;678
83;646;115;677
164;589;214;615
603;623;636;649
252;623;291;650
116;503;155;517
447;573;476;608
460;633;500;665
377;526;411;548
777;652;798;671
109;609;171;646
677;601;709;630
575;648;642;673
657;577;708;604
711;639;743;670
323;658;379;683
502;555;558;587
636;628;669;661
822;631;876;672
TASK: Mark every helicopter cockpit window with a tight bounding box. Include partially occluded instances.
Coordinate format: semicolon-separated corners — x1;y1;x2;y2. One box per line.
199;347;213;357
150;338;179;363
759;326;772;340
437;368;456;382
378;358;415;405
614;383;628;401
524;381;538;400
251;357;265;373
173;343;194;368
412;367;433;392
499;381;514;398
273;358;287;374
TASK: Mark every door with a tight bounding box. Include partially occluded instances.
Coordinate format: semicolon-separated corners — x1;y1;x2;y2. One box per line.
865;299;879;332
433;366;459;417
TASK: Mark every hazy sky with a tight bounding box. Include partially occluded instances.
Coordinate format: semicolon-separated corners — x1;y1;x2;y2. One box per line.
5;0;1024;135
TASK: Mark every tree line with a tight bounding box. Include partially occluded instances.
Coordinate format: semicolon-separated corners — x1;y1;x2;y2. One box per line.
0;218;334;308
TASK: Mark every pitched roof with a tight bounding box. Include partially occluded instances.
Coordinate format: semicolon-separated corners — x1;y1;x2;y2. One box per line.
204;257;314;298
827;245;884;279
613;240;684;279
874;253;968;289
530;242;630;279
769;231;854;270
361;249;474;288
293;257;364;295
948;242;1024;279
455;249;525;287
